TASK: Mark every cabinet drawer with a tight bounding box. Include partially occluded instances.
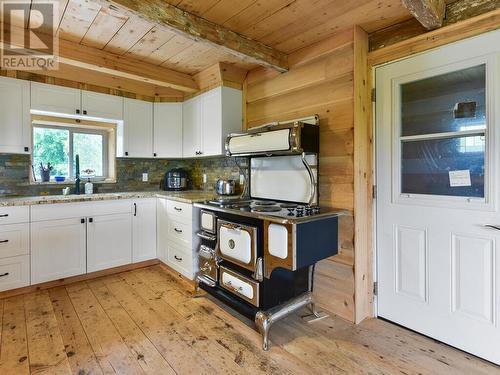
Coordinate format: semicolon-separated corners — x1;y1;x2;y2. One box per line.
0;206;29;225
0;223;29;258
31;200;131;222
166;200;192;223
0;255;29;292
167;219;191;247
167;242;193;279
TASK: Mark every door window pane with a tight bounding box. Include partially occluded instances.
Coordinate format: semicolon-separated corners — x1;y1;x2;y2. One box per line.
401;65;486;137
401;135;485;198
399;64;487;199
32;127;69;180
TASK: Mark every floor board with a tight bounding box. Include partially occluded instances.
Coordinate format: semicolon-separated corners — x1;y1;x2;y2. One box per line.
0;265;498;375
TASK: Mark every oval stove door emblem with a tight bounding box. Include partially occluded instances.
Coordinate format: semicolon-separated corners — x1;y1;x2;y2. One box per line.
228;239;235;249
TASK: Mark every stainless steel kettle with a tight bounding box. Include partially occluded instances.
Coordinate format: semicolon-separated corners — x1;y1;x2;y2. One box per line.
215;178;236;195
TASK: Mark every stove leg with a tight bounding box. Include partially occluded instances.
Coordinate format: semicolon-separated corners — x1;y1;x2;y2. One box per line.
302;300;329;323
255;311;271;351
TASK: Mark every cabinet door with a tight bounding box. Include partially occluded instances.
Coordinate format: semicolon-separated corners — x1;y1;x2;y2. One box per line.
0;77;30;154
132;199;157;262
123;98;153;157
182;97;202;157
156;198;168;263
31;82;81;115
87;213;132;272
81;90;123;120
31;218;87;284
201;88;223;156
153;102;183;158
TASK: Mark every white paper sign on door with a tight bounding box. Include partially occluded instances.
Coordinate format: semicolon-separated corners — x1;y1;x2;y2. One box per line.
449;170;471;187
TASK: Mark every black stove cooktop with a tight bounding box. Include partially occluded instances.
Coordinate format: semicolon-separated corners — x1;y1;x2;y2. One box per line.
204;198;322;219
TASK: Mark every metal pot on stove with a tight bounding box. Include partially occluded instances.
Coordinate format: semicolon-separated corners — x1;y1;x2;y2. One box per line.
215;178;236;195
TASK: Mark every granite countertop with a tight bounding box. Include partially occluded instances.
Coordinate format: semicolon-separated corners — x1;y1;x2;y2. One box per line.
0;190;217;207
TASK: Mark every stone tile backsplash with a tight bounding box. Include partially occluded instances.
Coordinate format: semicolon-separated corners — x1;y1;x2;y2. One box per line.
0;153;248;198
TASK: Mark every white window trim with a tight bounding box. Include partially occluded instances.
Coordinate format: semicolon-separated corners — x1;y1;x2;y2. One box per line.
390;54;497;211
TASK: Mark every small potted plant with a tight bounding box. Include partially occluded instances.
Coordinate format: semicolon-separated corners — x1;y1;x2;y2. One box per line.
39;162;53;182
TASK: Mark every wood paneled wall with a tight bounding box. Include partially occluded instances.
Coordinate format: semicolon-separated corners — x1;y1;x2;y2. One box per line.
244;28;359;322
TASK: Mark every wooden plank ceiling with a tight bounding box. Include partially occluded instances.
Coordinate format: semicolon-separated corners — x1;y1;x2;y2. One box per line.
4;0;415;98
51;0;411;73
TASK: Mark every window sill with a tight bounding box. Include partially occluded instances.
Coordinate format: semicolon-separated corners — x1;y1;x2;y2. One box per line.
27;179;117;186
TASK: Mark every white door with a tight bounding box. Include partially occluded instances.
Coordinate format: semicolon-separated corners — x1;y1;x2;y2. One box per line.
132;199;157;262
182;96;202;157
201;88;222;157
153;102;183;158
31;218;87;283
0;77;30;154
123;98;153;157
87;213;132;272
31;82;81;115
376;30;500;364
81;90;123;120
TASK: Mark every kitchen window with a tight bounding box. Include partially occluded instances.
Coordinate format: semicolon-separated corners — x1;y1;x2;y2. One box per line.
32;123;114;182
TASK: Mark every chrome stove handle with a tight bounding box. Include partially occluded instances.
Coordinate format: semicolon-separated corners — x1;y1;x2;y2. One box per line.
301;152;317;207
196;231;216;241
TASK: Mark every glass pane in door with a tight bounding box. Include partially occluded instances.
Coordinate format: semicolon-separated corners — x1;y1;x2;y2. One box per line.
401;65;486;137
401;135;485;197
400;64;487;198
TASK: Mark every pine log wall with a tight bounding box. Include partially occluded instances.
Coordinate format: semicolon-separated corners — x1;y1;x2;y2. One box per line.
244;28;358;322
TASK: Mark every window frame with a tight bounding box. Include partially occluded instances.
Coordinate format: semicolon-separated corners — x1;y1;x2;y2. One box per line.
390;54;496;211
31;122;111;182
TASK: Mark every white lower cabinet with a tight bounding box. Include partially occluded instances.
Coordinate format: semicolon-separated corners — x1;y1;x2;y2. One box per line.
132;199;157;262
0;255;30;291
87;213;132;272
157;197;199;279
31;218;87;283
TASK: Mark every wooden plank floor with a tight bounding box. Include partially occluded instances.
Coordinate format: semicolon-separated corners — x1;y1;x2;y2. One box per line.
0;265;498;375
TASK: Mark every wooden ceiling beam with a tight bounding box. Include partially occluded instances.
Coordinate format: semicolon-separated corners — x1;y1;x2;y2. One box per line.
93;0;289;72
402;0;446;29
2;25;198;93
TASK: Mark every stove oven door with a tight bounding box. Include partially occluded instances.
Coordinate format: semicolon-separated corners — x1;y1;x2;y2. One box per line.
217;220;257;271
220;265;259;306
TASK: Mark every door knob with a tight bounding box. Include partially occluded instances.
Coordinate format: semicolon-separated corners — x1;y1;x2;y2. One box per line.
483;224;500;231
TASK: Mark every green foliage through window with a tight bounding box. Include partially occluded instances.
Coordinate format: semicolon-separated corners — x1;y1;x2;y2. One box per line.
32;125;107;181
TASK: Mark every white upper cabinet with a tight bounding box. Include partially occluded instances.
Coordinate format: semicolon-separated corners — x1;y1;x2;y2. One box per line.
31;82;81;115
122;98;153;158
81;90;123;120
153;102;183;158
0;77;30;154
182;86;243;158
182;96;202;158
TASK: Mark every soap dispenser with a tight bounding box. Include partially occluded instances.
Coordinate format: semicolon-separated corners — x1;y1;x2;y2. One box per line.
85;178;93;195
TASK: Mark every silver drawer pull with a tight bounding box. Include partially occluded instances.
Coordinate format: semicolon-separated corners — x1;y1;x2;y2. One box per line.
0;272;9;277
0;240;8;244
174;255;183;262
224;280;243;292
174;207;182;212
0;214;8;218
174;228;183;233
